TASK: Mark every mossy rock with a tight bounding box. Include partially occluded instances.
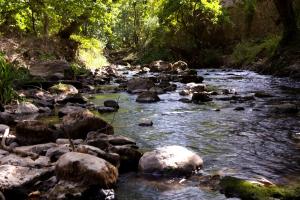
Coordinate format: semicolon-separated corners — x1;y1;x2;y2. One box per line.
219;176;300;200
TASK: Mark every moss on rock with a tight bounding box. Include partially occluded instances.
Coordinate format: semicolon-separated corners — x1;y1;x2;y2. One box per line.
219;176;300;200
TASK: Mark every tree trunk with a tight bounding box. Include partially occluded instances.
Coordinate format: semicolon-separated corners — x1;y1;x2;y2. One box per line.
58;12;90;39
273;0;299;46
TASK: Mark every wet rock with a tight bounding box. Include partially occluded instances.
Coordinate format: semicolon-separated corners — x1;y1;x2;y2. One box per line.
149;87;165;94
49;84;78;95
179;98;192;103
56;138;83;145
136;91;160;103
172;61;188;72
109;144;142;173
58;105;86;117
138;118;153;127
46;145;71;162
47;180;115;200
291;132;300;140
139;145;203;177
0;154;52;168
15;143;57;156
234;107;245;111
86;132;136;147
61;110;114;139
0;112;15;125
39;106;52;113
77;145;120;167
179;90;190;96
104;100;119;110
254;91;274;98
57;94;88;105
0;165;54;199
56;152;118;187
15;102;39;114
158;82;177;92
127;78;155;93
222;89;236;95
179;75;204;84
149;60;172;72
15;121;58;145
192;92;212;103
231;95;255;102
97;106;116;113
186;83;207;93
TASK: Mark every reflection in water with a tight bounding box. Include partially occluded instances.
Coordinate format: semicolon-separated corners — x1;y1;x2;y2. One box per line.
91;69;300;200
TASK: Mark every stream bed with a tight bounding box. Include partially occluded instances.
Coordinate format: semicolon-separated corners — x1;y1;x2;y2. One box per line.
89;69;300;200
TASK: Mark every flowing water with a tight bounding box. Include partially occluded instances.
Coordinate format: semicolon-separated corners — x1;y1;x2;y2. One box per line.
89;69;300;200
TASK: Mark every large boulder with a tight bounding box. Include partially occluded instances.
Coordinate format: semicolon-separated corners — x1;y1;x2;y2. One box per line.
56;152;118;188
29;60;71;78
149;60;173;72
172;61;188;73
136;91;160;103
15;121;58;145
139;145;203;176
61;110;114;139
127;78;155;93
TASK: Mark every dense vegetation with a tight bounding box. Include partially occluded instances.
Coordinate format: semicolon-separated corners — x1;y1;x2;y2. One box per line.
0;0;299;89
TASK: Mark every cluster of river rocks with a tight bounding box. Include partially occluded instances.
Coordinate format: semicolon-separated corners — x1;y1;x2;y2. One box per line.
0;60;299;199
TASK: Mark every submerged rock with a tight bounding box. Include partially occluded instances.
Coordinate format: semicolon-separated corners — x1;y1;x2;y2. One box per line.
136;91;160;103
139;145;203;177
97;106;116;113
56;152;118;187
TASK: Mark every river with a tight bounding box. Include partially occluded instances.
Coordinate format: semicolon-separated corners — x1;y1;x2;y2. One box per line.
90;69;300;200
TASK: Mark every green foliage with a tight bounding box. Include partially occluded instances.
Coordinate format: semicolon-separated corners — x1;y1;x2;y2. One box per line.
220;176;300;200
71;35;108;69
231;35;280;65
0;53;29;104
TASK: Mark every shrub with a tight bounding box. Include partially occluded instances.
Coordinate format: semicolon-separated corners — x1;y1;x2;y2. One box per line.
231;35;280;65
0;53;29;104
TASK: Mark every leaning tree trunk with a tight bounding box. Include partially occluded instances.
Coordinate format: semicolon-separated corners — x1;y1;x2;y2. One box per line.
58;12;90;39
273;0;299;47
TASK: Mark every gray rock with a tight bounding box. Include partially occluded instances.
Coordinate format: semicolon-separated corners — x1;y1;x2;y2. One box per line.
192;92;212;103
58;105;85;117
15;143;57;156
138;119;153;127
97;106;116;113
139;145;203;176
15;102;39;114
56;152;118;187
46;145;71;162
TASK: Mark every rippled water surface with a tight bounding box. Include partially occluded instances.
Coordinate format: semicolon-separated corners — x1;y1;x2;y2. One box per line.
91;69;300;200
